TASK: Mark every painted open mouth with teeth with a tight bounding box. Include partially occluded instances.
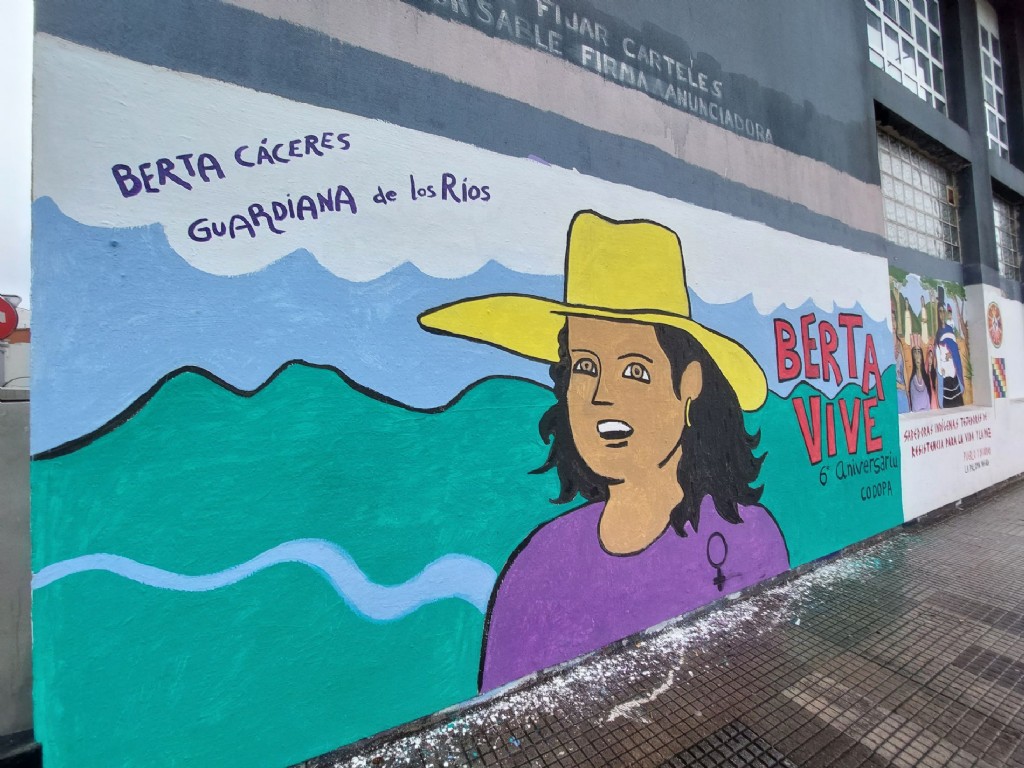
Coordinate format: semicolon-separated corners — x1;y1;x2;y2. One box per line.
597;420;634;440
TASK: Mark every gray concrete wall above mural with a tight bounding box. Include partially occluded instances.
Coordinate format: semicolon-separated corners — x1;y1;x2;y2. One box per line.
226;0;888;237
402;0;880;183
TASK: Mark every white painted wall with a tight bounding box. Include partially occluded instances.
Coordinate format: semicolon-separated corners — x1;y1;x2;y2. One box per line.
1;307;30;391
2;344;29;391
901;290;1024;521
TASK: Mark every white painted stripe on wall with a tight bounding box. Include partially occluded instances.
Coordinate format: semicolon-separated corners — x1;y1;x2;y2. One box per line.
226;0;885;237
34;33;892;320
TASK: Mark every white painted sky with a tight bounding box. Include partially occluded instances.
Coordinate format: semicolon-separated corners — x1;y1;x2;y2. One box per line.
1;1;32;308
35;36;893;320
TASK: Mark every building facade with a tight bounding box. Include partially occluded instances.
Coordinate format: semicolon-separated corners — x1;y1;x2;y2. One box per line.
28;0;1024;765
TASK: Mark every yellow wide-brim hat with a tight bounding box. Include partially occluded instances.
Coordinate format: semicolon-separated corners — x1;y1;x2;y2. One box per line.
418;210;768;411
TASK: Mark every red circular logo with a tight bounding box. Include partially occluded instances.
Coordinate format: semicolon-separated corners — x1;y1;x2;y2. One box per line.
0;297;17;340
988;302;1003;349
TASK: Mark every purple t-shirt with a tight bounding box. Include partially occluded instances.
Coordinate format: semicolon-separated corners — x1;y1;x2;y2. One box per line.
480;495;789;690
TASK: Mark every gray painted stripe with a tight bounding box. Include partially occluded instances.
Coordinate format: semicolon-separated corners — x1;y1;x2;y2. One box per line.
887;243;965;285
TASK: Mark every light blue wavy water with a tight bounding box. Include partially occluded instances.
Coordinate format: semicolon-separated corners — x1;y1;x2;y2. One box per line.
33;198;891;453
32;538;497;620
31;197;558;454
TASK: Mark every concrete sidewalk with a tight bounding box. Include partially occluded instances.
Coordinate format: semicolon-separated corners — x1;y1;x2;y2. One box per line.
307;481;1024;768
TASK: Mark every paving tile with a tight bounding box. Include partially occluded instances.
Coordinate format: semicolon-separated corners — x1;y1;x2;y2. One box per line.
304;481;1024;768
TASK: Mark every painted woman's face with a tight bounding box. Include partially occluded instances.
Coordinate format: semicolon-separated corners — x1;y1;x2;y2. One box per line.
565;316;700;485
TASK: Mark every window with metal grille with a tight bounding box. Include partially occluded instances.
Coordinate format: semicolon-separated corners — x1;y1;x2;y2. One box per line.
978;1;1009;159
878;131;961;261
994;195;1021;280
865;0;947;114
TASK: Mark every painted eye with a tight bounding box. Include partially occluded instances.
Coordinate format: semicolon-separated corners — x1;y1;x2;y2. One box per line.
572;358;598;377
622;362;650;383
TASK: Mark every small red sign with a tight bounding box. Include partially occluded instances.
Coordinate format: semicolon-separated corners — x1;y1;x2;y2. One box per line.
0;296;18;340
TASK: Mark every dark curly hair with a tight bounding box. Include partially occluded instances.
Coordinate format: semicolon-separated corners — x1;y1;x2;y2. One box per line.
533;321;766;535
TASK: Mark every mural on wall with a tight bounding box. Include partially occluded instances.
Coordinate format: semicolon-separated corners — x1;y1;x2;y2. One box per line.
890;268;972;413
420;211;789;688
31;33;902;768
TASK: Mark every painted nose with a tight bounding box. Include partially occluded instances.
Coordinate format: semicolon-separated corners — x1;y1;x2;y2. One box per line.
591;373;613;406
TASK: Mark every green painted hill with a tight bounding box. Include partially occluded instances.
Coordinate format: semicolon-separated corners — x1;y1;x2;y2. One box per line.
31;363;902;767
32;365;569;767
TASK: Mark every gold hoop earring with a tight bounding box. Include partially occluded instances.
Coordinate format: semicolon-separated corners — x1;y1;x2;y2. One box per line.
685;399;692;428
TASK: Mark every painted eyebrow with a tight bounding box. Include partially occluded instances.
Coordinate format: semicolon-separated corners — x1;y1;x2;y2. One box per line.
617;353;654;363
570;348;599;357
